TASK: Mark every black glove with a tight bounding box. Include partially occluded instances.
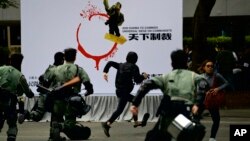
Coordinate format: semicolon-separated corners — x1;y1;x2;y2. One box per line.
84;89;93;97
26;90;34;98
83;81;94;96
38;75;45;83
105;20;109;25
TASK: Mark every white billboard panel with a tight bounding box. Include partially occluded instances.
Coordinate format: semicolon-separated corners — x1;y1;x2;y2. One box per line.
21;0;183;95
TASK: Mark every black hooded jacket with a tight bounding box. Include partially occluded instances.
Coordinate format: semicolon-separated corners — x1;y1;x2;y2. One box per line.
103;52;145;89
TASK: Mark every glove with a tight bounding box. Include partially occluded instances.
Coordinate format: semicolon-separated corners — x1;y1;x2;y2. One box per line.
105;20;109;25
26;90;34;98
84;89;93;97
83;81;94;96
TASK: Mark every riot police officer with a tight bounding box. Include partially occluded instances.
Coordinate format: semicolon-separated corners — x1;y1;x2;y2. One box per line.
7;53;26;120
47;48;93;141
0;54;34;141
130;50;209;141
18;52;65;123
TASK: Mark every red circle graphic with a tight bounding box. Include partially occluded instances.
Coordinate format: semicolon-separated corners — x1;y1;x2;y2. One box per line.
76;13;119;70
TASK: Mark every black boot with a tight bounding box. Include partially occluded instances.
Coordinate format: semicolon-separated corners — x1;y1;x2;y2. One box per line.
101;122;111;137
7;136;16;141
49;122;62;141
18;110;30;124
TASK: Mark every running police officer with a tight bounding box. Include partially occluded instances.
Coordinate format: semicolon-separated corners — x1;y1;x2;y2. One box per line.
0;54;34;141
18;52;64;123
130;50;209;141
47;48;94;141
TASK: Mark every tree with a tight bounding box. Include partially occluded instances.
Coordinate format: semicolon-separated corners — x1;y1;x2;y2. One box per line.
191;0;216;71
0;0;19;9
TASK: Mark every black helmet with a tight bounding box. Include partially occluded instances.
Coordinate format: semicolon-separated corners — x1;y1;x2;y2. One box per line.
53;52;64;66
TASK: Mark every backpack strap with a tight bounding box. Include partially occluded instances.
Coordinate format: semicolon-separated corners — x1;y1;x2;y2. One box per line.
75;64;79;77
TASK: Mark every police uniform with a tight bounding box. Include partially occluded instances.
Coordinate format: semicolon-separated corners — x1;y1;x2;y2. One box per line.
0;65;34;141
48;62;92;140
29;64;57;122
133;69;209;141
19;51;64;123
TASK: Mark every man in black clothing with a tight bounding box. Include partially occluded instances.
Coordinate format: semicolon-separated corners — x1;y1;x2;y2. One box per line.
101;51;149;137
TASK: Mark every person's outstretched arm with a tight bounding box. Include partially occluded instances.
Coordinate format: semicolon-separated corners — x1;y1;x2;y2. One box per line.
103;61;119;82
103;0;110;12
19;75;34;98
130;79;159;115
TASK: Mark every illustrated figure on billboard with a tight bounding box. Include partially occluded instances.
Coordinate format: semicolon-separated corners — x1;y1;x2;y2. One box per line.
103;0;127;44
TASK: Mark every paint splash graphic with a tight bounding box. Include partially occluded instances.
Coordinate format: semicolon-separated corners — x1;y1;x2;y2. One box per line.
77;1;119;70
79;1;107;20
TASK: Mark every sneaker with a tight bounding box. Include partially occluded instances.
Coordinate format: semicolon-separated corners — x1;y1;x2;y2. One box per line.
209;138;216;141
101;122;111;137
18;110;30;124
134;113;150;128
141;113;150;127
50;122;61;141
133;121;141;128
125;117;133;122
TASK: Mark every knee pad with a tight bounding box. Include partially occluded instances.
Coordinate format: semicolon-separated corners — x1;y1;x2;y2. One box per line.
30;110;45;122
63;124;91;140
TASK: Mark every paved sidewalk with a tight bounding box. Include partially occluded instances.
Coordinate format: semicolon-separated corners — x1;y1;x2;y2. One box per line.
0;109;250;141
219;108;250;118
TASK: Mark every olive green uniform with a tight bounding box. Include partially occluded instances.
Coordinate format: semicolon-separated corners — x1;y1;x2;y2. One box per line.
48;62;92;140
30;65;57;122
151;70;207;131
133;69;209;141
0;65;34;141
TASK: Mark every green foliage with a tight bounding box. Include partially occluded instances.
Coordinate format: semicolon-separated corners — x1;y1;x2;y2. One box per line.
246;35;250;43
184;36;250;43
184;35;250;50
183;37;192;45
0;0;19;9
184;36;233;47
208;36;231;44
